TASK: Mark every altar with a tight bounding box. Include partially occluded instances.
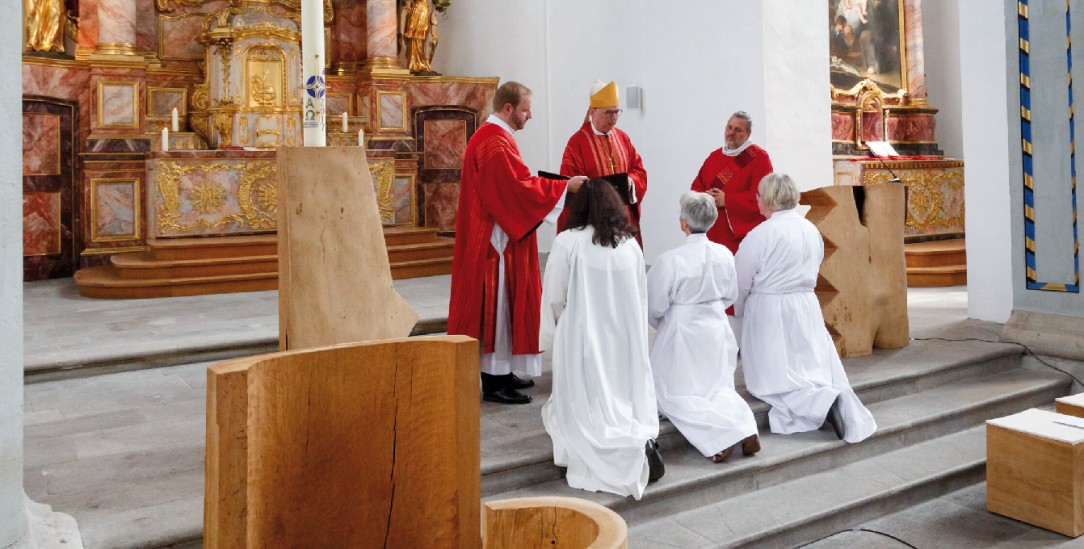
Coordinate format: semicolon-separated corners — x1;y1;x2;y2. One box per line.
21;0;494;297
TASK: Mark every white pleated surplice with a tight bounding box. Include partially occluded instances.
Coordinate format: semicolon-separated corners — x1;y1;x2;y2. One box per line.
647;233;758;457
540;227;659;499
734;209;877;443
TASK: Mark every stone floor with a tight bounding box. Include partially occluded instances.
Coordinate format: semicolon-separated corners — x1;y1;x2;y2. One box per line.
19;279;1084;548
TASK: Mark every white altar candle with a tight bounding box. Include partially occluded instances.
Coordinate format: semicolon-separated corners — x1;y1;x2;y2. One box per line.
301;0;326;146
171;108;179;132
358;128;364;147
341;112;348;132
161;128;169;152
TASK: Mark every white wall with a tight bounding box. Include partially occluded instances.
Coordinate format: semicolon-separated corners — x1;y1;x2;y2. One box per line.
921;0;963;158
437;0;832;263
958;0;1014;322
2;0;26;543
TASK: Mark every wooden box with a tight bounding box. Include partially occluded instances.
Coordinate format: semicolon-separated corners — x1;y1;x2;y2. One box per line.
987;409;1084;537
1056;393;1084;419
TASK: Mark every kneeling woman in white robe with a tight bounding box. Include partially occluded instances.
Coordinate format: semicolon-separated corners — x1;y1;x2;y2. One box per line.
647;191;760;463
734;173;877;443
540;179;659;499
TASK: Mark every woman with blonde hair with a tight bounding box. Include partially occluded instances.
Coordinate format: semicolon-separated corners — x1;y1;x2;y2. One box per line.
735;173;876;443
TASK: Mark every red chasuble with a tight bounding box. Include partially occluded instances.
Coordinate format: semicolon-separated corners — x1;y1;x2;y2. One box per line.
448;122;568;355
559;122;648;245
691;145;774;253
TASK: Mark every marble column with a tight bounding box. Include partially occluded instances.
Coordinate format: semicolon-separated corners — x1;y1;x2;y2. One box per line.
365;0;406;73
92;0;141;61
904;0;928;103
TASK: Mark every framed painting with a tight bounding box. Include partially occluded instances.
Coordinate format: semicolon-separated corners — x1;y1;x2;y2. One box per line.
829;0;906;93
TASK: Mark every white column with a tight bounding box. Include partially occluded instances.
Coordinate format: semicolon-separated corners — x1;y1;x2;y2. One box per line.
1;0;26;543
301;0;326;146
958;0;1013;322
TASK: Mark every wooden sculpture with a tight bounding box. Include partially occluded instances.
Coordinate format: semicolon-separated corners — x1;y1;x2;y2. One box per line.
800;182;909;357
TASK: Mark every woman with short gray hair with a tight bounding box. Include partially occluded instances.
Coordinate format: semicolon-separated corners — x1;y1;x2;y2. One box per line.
734;173;876;443
648;191;760;463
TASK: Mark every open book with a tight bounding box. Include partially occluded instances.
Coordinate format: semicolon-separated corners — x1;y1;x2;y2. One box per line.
538;171;632;205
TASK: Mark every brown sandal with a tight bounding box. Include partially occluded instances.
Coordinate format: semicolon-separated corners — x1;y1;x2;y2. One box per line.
710;447;734;463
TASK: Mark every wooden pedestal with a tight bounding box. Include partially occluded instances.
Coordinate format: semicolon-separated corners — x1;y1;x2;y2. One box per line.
986;409;1084;537
1056;393;1084;418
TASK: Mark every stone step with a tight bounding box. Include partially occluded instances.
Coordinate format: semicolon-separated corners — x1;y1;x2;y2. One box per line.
480;339;1025;497
626;425;988;548
482;368;1069;531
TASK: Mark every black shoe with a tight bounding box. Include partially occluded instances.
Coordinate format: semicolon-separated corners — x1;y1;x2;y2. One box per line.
509;373;535;390
482;387;532;405
645;439;665;482
824;396;845;440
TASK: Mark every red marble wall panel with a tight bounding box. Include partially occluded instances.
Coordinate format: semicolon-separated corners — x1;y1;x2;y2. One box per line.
332;1;367;63
407;81;495;119
832;111;855;142
424;181;459;232
422;119;466;170
78;0;99;54
23;64;90;100
861;112;884;142
23;113;62;176
23;192;62;256
886;113;936;143
136;0;156;52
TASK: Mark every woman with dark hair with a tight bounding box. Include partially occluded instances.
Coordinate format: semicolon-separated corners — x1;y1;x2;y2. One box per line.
540;179;661;499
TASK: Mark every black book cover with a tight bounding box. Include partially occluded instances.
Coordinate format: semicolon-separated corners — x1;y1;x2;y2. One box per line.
537;171;632;205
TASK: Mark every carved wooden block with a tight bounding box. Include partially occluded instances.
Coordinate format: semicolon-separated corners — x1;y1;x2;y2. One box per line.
483;496;628;549
204;336;480;548
987;409;1084;537
800;183;909;357
277;146;418;350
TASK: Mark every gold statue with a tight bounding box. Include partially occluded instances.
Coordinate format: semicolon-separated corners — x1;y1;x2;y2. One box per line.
24;0;65;52
399;0;435;74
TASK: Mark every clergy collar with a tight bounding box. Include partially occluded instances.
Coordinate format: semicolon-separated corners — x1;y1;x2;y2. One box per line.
487;114;516;136
590;120;609;136
721;138;753;157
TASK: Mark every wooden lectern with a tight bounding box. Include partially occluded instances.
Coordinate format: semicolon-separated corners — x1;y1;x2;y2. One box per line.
204;336;479;548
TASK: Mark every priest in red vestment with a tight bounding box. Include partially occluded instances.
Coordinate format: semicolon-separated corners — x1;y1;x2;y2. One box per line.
691;111;774;253
559;80;648;246
449;81;586;405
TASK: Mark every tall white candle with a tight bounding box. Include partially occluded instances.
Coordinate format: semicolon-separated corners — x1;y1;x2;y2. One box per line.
341;112;348;132
358;128;364;147
301;0;327;146
161;128;169;152
171;108;179;132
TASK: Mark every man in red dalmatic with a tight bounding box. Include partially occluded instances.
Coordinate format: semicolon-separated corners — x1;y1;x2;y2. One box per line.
449;81;586;405
691;111;774;253
559;80;648;246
